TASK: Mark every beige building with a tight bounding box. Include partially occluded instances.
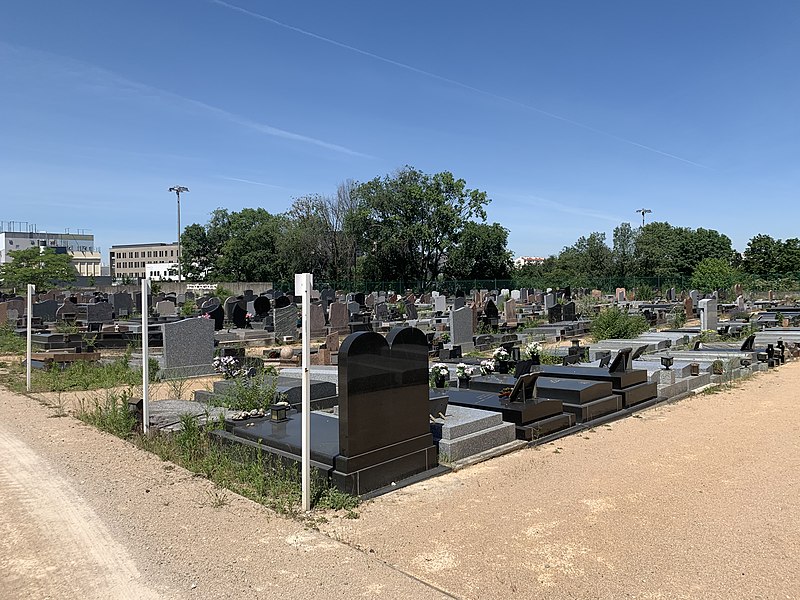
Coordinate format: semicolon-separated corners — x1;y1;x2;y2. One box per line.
109;242;179;281
0;227;101;277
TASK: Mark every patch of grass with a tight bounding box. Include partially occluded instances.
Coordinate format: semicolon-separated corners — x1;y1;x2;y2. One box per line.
212;372;280;412
133;414;358;514
0;355;155;394
0;325;26;355
204;488;230;508
76;389;138;438
592;306;649;341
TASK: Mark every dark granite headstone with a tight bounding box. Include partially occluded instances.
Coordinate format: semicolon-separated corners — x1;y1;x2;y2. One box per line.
562;301;576;321
274;295;292;309
484;299;499;320
232;301;249;328
548;304;562;323
335;327;437;493
253;296;271;317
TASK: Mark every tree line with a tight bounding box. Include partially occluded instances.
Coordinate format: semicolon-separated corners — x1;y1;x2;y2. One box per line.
178;165;800;292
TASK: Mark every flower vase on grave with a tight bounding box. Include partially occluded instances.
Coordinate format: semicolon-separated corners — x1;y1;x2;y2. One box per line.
497;361;510;374
435;374;447;388
458;377;470;389
530;355;540;366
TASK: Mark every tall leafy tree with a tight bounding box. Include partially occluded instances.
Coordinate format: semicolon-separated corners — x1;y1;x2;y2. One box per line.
351;167;489;287
0;247;75;291
612;222;638;277
445;222;512;280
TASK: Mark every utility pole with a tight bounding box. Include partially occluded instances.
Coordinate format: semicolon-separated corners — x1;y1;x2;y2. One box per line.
168;186;189;283
636;208;652;227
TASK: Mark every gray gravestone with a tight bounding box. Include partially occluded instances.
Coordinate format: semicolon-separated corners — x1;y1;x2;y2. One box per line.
161;317;216;378
156;300;177;317
329;302;349;333
310;303;326;337
86;302;114;324
698;298;718;331
32;300;59;322
434;295;446;313
273;305;297;339
450;306;473;346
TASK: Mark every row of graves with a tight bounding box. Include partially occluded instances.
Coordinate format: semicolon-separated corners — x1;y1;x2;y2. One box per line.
195;324;672;496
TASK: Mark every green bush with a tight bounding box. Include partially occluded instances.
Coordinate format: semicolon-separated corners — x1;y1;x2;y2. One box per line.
591;306;649;341
0;325;26;355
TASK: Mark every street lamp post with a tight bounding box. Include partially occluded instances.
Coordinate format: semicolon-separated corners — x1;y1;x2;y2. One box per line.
169;186;189;284
636;208;652;227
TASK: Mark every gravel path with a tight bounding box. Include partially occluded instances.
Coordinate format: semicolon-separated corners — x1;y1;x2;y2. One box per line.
2;363;798;599
321;363;800;599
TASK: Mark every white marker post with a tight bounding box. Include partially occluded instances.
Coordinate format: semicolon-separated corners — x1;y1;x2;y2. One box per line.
295;273;313;512
141;278;150;434
26;284;35;392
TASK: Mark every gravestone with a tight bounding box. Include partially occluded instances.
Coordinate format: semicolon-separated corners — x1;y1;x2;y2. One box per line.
232;301;249;329
453;296;465;310
223;296;239;321
455;289;466;298
335;327;437;494
434;295;446;313
365;294;375;308
591;289;603;299
156;300;177;317
684;296;693;318
347;301;360;315
519;289;529;303
253;296;271;317
689;290;700;309
274;295;292;309
375;302;390;322
201;297;225;331
55;299;78;321
562;301;576;321
548;303;563;323
329;302;350;333
510;290;521;301
698;298;718;332
273;304;297;339
484;299;499;320
405;302;418;320
325;332;340;353
32;300;59;323
354;292;365;307
110;292;133;316
544;293;556;310
450;306;474;346
736;295;745;311
504;299;517;323
86;302;114;324
615;288;626;302
310;303;326;337
161;317;216;378
667;288;676;302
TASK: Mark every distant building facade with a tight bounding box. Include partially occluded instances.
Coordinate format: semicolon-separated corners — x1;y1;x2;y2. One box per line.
0;225;102;277
109;242;179;281
513;256;546;268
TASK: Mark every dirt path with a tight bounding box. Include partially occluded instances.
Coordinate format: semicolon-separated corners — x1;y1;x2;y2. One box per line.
2;363;799;599
0;393;449;600
0;423;161;599
321;364;800;599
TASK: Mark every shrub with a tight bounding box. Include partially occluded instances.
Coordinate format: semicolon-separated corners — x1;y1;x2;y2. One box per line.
591;306;649;341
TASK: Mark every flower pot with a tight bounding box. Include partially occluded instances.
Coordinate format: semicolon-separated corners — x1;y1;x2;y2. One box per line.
497;361;510;374
434;375;447;388
458;377;470;389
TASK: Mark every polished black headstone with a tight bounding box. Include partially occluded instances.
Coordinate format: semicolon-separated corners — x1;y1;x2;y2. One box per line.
253;296;271;316
484;299;499;320
274;295;291;309
232;301;249;328
335;327;437;494
548;304;563;323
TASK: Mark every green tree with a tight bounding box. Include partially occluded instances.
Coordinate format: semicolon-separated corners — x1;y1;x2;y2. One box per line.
445;222;512;280
612;222;638;277
690;257;739;293
351;166;490;287
741;234;779;275
0;247;76;291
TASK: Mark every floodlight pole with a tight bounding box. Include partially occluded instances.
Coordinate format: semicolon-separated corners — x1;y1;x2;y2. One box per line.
169;186;189;284
636;208;652;227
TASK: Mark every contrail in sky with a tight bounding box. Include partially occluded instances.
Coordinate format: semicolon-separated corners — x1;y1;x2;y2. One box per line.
211;0;709;169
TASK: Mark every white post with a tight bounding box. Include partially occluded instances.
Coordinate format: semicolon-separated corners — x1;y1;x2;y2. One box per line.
295;273;313;512
26;284;35;392
141;278;150;434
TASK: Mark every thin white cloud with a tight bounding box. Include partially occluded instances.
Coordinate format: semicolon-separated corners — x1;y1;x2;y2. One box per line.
210;0;709;169
501;193;626;223
0;41;372;159
218;175;295;190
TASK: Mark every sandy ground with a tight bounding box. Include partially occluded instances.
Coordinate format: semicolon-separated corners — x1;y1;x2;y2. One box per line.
1;362;799;599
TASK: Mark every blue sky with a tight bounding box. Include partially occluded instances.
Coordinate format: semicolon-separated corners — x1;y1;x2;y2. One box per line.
2;1;799;263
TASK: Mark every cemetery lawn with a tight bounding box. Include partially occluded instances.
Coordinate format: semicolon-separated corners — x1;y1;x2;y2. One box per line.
0;355;146;393
0;325;26;354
